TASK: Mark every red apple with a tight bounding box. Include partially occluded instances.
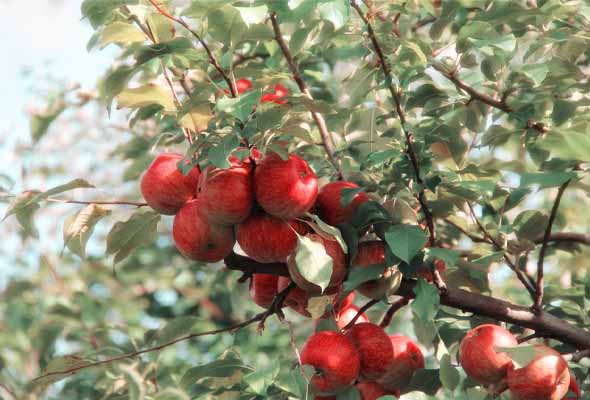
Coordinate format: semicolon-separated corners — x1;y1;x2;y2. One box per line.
567;374;581;399
459;324;518;384
140;153;200;215
300;330;360;393
356;382;397;400
224;78;252;95
352;241;397;299
316;181;369;226
507;344;570;400
336;305;369;330
173;199;235;262
339;291;356;312
345;322;394;381
261;83;289;105
236;213;298;263
254;153;318;219
287;234;346;293
378;334;424;391
250;274;278;308
278;277;342;318
197;165;253;225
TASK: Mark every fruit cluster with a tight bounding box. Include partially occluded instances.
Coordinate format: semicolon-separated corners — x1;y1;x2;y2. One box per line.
459;324;579;400
298;319;424;399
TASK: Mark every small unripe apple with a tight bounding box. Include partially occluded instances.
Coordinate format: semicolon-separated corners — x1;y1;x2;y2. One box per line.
197;165;253;225
261;84;289;105
507;344;570;400
173;199;235;262
336;305;369;329
287;234;346;293
459;324;518;385
345;322;394;381
250;274;278;308
378;334;424;391
140;153;200;215
316;181;369;226
300;330;360;393
352;241;396;299
254;153;318;219
236;213;297;263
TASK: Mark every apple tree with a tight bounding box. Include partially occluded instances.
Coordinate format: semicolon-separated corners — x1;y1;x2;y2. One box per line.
2;0;590;399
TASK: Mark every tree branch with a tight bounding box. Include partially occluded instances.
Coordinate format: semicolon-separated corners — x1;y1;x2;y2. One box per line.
342;299;380;331
534;232;590;246
379;297;410;328
467;203;537;296
534;179;571;311
269;12;341;175
46;198;148;207
565;349;590;363
223;253;590;350
351;1;443;291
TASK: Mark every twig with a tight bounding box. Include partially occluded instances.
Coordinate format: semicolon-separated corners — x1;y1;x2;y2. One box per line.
258;281;296;330
565;349;590;362
46;198;148;207
517;332;542;343
534;180;571;311
351;1;443;291
33;314;264;382
160;60;194;144
533;232;590;246
0;384;16;399
379;297;410;328
269;12;341;175
467;203;537;296
443;218;487;243
147;0;236;97
342;299;380;331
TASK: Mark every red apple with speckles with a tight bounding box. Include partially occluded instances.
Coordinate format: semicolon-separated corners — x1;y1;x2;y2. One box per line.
249;274;278;308
236;213;298;263
254;153;318;219
287;234;346;293
336;305;369;329
352;241;397;299
507;344;570;400
197;164;253;225
140;153;200;215
378;334;424;391
300;330;360;393
345;322;394;381
316;181;369;226
173;199;235;262
459;324;518;385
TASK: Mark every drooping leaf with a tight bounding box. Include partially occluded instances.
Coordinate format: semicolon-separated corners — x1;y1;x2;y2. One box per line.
105;209;160;265
520;171;577;188
30;97;67;143
63;204;111;258
180;359;252;389
216;89;262;122
292;235;334;293
207;134;240;168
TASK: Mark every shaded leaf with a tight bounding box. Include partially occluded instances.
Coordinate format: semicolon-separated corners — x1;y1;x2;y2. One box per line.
384;224;429;264
106;209;160;265
63;204;111;258
412;278;440;321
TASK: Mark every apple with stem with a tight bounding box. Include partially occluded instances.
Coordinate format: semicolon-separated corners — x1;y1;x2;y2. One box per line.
254;153;318;219
173;199;235;262
140;153;200;215
236;213;298;263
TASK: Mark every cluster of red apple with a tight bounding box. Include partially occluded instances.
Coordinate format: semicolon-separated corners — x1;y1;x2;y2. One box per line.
459;324;580;400
225;78;289;104
296;318;423;399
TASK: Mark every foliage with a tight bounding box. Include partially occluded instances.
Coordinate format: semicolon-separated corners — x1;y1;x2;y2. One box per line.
2;0;590;399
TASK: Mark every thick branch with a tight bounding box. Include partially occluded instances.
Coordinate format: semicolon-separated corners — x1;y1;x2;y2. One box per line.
534;179;571;310
223;253;590;350
534;232;590;246
269;12;341;175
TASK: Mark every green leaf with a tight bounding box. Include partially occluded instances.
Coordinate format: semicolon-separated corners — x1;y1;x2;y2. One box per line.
243;359;280;396
207;134;240;169
105;209;160;265
551;100;577;126
344;264;387;292
63;204;111;258
426;248;459;268
496;344;535;369
102;66;137;112
180;359;252;388
31;97;66;143
207;5;248;47
336;386;361;400
81;0;138;28
183;0;231;19
319;0;350;30
152;317;200;346
536;127;590;162
44;179;95;198
28;355;90;388
147;13;175;43
482;125;514;147
384;224;429;264
292;235;334;293
134;38;194;66
99;22;146;48
216;89;262;122
513;210;548;242
412;278;440;321
520;172;576;188
307;214;348;253
519;63;548;86
404;368;441;395
439;354;460;391
117;84;176;113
